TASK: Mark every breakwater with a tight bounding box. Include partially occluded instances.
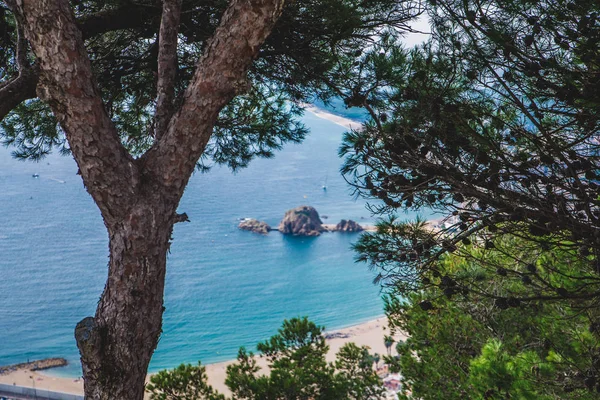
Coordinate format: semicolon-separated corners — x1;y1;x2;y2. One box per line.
0;358;68;375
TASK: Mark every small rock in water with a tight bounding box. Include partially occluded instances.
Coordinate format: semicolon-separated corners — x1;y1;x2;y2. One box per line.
336;219;364;232
238;219;271;234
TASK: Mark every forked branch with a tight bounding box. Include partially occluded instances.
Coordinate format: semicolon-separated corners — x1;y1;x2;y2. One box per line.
144;0;287;201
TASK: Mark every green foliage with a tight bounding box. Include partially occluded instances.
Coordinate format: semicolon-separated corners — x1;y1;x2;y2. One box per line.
1;0;420;166
341;7;600;397
341;0;600;301
0;99;68;160
227;317;384;399
147;318;384;400
334;343;383;400
205;87;308;171
383;335;394;356
384;243;600;399
384;288;483;399
469;340;554;400
146;362;225;400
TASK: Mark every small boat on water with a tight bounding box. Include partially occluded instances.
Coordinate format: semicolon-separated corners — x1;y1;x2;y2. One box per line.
32;173;39;178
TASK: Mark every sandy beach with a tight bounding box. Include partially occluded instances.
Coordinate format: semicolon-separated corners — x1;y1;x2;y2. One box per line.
0;316;403;397
304;104;364;131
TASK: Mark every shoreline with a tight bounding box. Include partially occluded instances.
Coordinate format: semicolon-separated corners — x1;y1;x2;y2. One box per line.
0;104;409;397
0;316;400;397
303;103;364;131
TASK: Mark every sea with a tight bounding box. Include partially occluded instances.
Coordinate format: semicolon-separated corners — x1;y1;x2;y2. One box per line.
0;105;425;377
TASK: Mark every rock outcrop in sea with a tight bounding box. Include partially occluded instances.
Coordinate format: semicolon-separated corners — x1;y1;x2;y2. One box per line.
238;206;374;236
278;205;325;236
335;219;364;232
238;218;271;234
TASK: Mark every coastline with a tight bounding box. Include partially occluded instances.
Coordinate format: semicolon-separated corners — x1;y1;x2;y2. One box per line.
303;103;364;131
0;104;405;397
0;316;401;396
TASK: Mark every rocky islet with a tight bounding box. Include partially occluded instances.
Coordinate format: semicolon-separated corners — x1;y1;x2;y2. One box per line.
238;205;369;236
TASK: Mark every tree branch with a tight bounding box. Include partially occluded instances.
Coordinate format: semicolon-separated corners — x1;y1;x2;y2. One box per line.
77;3;162;40
154;0;182;140
143;0;286;201
11;5;29;71
174;212;190;223
0;0;39;121
0;66;38;121
18;0;140;224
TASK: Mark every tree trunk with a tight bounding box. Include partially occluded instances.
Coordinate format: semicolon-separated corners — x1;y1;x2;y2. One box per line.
75;196;175;400
16;0;286;398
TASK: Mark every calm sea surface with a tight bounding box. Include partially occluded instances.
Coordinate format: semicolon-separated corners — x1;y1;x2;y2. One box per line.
0;109;424;376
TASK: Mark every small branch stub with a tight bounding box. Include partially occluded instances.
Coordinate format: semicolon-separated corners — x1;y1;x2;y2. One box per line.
174;212;190;223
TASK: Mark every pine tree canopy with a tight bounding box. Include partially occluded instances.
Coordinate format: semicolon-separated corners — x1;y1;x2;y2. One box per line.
343;0;600;304
0;0;421;168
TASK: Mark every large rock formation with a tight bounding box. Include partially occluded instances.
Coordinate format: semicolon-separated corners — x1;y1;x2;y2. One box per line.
238;218;271;234
335;219;364;232
278;205;325;236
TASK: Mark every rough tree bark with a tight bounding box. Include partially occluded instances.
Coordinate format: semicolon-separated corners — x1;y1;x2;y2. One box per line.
13;0;286;398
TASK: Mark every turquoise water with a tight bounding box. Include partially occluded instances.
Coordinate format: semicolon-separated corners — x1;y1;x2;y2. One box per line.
313;98;370;121
0;110;421;376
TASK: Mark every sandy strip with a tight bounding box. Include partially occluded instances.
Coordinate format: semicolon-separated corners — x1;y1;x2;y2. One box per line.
321;223;377;232
0;317;404;397
303;104;364;131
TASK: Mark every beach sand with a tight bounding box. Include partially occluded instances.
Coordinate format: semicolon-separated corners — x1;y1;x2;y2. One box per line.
304;104;364;131
0;317;403;397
